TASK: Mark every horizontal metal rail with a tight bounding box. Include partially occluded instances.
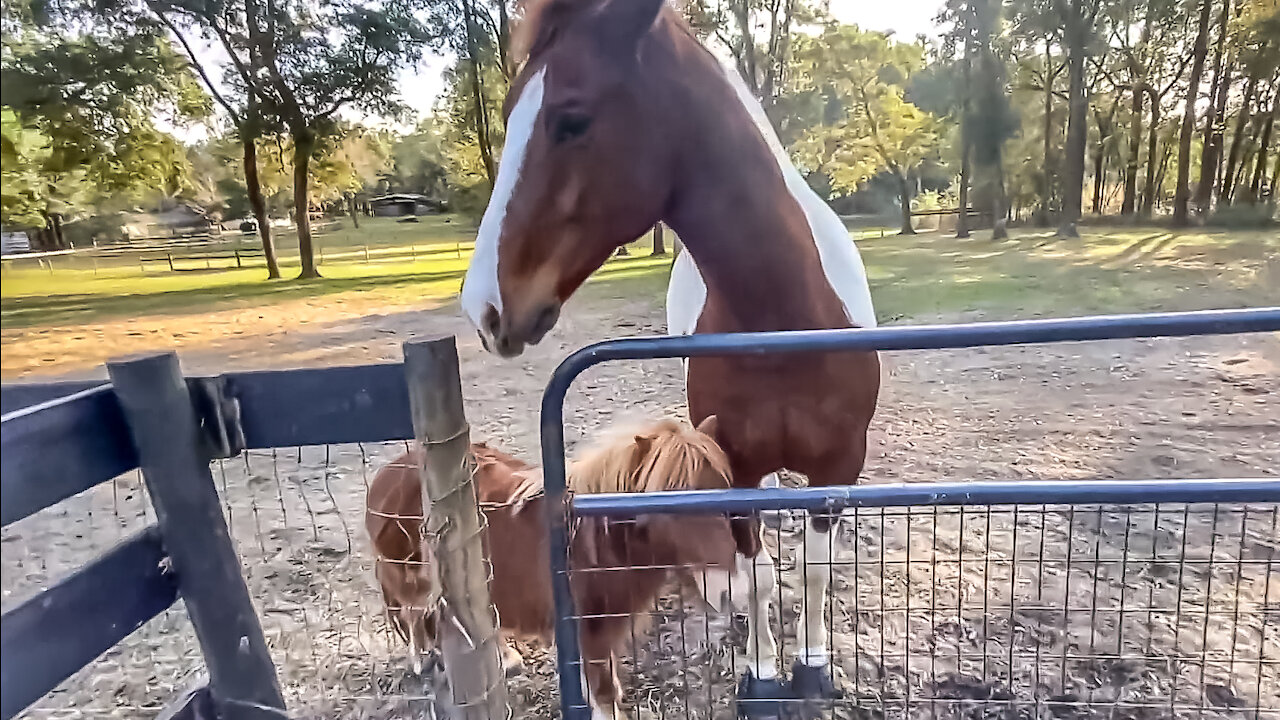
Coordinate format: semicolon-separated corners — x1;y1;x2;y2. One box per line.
538;306;1280;720
571;478;1280;516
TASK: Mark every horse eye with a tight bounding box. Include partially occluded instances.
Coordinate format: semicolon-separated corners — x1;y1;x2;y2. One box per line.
552;112;592;144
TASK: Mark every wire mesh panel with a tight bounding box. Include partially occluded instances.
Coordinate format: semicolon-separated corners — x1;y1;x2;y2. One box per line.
211;442;454;719
561;501;1278;720
0;470;202;718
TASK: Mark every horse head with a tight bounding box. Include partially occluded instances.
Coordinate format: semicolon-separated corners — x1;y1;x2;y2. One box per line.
460;0;678;356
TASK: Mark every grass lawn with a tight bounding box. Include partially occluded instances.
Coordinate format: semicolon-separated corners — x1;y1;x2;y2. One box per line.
2;218;1276;332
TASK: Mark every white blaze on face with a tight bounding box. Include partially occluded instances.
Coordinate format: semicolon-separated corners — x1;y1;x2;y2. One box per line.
460;68;548;341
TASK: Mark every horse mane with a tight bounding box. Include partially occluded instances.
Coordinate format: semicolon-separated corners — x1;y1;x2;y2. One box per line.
567;418;731;495
510;0;684;67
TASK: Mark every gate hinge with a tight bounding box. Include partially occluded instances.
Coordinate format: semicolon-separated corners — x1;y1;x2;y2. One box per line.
189;376;245;460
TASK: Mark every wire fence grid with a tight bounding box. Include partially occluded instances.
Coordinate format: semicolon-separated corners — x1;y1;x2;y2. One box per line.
567;502;1278;720
3;441;1276;720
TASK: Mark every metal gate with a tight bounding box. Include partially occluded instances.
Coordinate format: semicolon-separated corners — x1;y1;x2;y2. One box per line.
538;308;1280;720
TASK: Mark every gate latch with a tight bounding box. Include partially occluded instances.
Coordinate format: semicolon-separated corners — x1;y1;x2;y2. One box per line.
189;376;245;460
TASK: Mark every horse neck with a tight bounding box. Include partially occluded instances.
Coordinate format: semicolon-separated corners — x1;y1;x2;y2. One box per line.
660;46;848;332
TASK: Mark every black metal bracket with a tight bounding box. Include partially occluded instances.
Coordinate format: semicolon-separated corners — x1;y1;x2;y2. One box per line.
189;377;245;460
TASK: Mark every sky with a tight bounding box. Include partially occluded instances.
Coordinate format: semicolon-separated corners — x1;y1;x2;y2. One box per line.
395;0;946;117
180;0;945;138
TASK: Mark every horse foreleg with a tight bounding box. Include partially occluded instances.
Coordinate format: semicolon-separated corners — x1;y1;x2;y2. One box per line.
722;525;788;716
791;512;841;699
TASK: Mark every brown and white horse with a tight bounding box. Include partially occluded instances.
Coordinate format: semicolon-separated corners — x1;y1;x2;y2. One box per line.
366;416;739;719
457;0;880;704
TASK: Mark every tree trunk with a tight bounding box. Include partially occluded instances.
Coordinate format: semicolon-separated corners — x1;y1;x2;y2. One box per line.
1091;135;1106;215
1172;0;1213;227
50;213;65;248
897;171;915;235
293;132;320;279
1121;86;1144;216
1154;131;1175;206
348;194;361;228
1195;0;1232;212
1141;101;1162;216
1037;40;1056;227
462;0;496;188
733;0;759;94
992;146;1009;239
496;0;512;79
651;223;667;255
1057;41;1087;237
956;137;972;238
1270;149;1280;205
1248;110;1274;201
1221;70;1261;204
242;132;281;279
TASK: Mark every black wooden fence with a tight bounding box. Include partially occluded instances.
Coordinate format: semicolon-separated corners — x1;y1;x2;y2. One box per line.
0;358;421;719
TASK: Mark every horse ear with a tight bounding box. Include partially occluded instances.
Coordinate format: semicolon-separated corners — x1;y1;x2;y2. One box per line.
633;433;654;458
694;414;719;441
596;0;664;55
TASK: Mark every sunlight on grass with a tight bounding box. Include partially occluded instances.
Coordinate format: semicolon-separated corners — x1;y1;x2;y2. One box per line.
2;221;1275;331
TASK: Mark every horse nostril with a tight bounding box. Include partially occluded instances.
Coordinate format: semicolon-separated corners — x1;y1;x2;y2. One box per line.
529;303;561;342
482;305;501;337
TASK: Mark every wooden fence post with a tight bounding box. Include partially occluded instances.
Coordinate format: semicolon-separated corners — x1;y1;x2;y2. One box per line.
107;353;286;720
403;337;509;720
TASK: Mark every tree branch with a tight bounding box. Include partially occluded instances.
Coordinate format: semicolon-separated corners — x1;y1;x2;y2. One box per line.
148;3;242;124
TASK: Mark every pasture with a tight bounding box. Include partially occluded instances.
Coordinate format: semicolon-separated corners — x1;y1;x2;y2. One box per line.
1;222;1277;718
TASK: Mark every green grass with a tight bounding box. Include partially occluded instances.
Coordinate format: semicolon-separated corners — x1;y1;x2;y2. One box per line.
2;219;1276;331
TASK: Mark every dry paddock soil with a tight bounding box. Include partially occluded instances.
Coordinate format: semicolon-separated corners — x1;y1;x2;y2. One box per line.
2;290;1278;720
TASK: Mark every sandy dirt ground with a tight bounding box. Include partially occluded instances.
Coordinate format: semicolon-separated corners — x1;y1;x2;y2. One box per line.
2;289;1277;719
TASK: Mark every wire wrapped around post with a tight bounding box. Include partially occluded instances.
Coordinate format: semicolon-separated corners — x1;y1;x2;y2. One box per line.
403;336;510;720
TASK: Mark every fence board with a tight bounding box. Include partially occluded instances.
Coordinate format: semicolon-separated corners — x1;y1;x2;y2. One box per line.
227;363;413;448
0;526;177;720
0;385;138;527
1;380;106;414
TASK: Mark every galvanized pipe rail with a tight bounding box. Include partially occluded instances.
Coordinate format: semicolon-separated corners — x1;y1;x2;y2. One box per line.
537;307;1280;720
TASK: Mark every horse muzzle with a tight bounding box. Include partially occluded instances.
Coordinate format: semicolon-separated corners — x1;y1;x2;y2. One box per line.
482;301;561;358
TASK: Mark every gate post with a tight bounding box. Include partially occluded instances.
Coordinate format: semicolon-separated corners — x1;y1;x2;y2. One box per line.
403;337;509;720
107;353;285;720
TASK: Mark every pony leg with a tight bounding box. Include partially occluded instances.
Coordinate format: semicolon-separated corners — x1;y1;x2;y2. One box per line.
406;610;423;675
581;653;623;720
791;512;841;699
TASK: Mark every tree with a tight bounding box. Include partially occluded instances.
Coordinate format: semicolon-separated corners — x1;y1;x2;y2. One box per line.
941;0;1019;237
382;122;450;198
1171;0;1214;226
1057;0;1106;236
684;0;810;117
142;1;283;277
0;7;207;244
168;0;431;278
787;25;942;235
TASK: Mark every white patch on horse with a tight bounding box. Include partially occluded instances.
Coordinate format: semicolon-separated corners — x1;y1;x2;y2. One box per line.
460;68;547;339
717;62;878;330
665;249;707;378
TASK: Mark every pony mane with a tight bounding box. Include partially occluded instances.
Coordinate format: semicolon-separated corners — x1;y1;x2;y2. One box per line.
568;418;731;495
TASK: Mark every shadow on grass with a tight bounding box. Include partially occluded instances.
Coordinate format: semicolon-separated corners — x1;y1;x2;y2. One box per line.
1;267;472;329
5;226;1273;331
1;252;678;330
860;227;1277;322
